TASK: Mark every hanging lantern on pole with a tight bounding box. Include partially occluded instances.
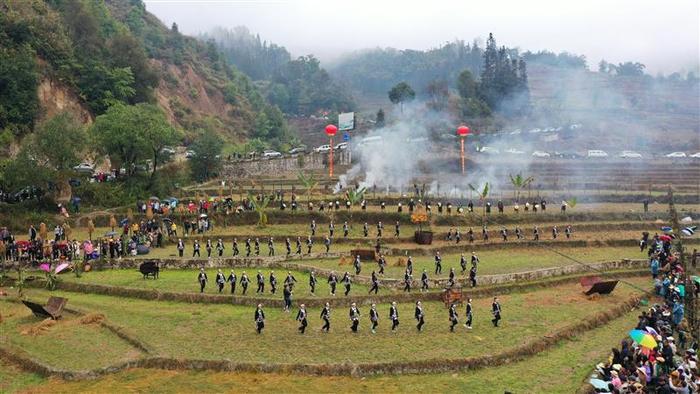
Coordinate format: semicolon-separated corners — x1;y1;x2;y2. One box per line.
456;125;470;174
325;124;338;177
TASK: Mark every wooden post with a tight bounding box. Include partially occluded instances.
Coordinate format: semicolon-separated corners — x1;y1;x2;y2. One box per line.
329;136;334;178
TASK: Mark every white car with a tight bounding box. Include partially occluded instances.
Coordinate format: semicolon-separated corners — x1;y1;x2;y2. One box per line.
509;129;522;135
619;151;642;159
73;162;95;173
528;128;542;134
587;150;608;158
314;145;331;153
185;150;196;159
505;148;525;155
690;152;700;158
262;150;282;158
531;151;550;158
160;147;176;155
666;152;686;158
334;142;348;150
479;146;500;154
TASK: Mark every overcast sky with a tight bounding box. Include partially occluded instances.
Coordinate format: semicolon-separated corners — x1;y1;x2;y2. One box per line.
144;0;699;74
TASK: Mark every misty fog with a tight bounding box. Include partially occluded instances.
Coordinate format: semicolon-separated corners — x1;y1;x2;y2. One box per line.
144;0;699;75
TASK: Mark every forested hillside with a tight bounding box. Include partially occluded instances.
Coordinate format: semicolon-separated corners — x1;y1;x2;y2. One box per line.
0;0;290;145
203;26;355;117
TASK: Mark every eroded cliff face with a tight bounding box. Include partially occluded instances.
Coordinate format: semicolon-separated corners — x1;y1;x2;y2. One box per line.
153;60;253;138
36;77;93;125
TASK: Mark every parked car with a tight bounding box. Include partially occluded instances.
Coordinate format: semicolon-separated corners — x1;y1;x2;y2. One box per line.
553;151;581;159
479;146;500;155
262;150;282;158
504;148;525;155
160;146;176;155
587;150;608;158
666;152;687;158
531;151;551;158
619;151;642;159
73;162;95;174
314;145;331;153
185;150;196;159
334;142;348;150
288;147;307;155
690;152;700;158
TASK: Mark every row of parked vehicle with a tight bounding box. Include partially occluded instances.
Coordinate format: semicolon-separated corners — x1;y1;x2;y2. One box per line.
476;148;700;159
256;142;349;159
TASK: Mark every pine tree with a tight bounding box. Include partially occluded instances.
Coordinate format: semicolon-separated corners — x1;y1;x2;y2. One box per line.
375;109;385;128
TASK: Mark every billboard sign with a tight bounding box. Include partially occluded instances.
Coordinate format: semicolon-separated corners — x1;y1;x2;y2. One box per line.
338;112;355;131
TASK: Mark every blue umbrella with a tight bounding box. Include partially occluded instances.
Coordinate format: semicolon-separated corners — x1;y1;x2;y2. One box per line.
661;226;673;233
589;378;610;391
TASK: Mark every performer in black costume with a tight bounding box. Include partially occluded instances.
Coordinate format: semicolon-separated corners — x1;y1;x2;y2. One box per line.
320;302;331;332
415;301;425;331
309;271;317;294
341;271;352;296
389;302;399;331
227;270;236;294
240;272;249;294
232;238;239;256
327;271;338;296
492;297;502;327
369;271;379;294
269;271;277;294
197;268;207;293
449;303;459;332
421;269;429;292
369;303;379;333
215;269;225;293
434;251;442;274
403;269;412;292
256;271;265;293
296;304;308;334
349;302;360;332
254;304;265;334
464;298;473;329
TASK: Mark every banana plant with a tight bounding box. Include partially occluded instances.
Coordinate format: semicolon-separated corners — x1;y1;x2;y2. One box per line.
248;193;271;227
468;182;490;218
297;171;319;204
509;173;534;203
346;186;367;206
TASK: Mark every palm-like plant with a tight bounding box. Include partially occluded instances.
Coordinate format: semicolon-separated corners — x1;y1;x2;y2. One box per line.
509;173;534;203
249;193;271;227
297;171;319;204
346;186;367;207
468;182;490;217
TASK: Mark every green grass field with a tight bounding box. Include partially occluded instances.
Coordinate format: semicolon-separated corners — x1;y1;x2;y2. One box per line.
0;308;640;393
0;301;143;370
61;268;372;296
2;189;690;393
302;246;649;279
2;277;649;369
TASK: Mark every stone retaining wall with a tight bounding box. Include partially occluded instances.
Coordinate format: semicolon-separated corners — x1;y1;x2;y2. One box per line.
87;257;649;289
21;266;648;308
222;151;351;179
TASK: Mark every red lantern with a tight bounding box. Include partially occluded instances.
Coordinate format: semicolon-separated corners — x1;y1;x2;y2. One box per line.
325;124;338;136
456;125;470;137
